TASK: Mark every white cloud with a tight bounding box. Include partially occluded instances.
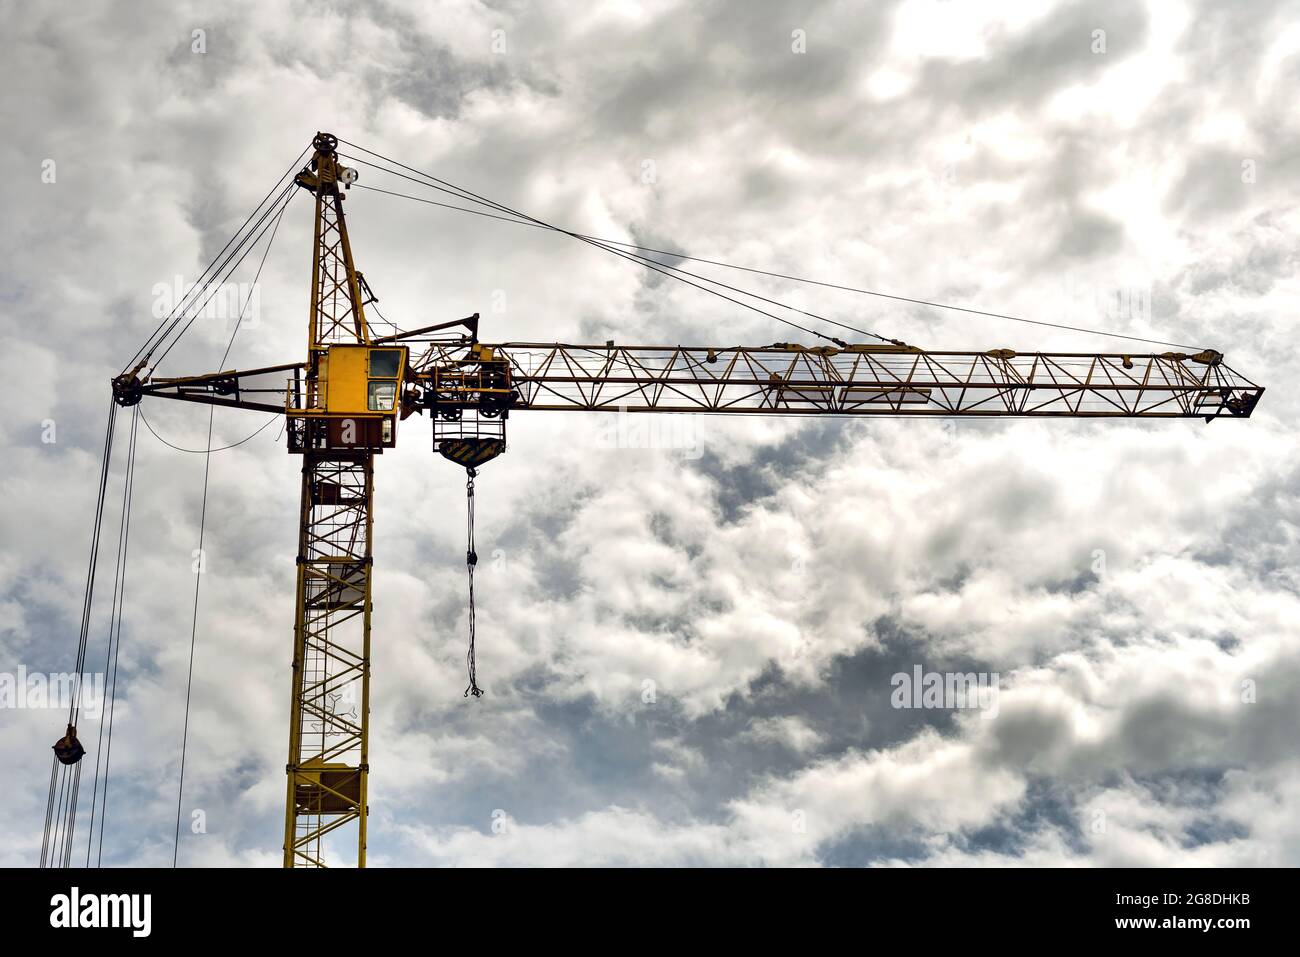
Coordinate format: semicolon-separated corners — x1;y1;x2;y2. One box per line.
2;0;1297;867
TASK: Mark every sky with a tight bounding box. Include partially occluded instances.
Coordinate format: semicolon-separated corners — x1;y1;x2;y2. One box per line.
1;0;1298;867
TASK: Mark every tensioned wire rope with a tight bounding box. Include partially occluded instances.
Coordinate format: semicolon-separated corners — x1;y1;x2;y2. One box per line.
333;144;897;348
42;147;300;867
171;192;290;867
41;399;116;868
133;172;299;454
336;140;1200;353
53;136;1206;865
122;145;309;377
82;404;138;866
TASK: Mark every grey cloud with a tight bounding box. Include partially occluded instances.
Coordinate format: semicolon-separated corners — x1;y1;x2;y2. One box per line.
2;0;1298;868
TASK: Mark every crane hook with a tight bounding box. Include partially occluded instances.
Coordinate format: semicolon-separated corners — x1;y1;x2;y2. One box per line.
52;723;86;766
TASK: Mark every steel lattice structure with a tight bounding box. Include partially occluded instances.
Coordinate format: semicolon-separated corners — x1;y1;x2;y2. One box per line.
283;134;375;868
411;342;1263;419
106;132;1265;868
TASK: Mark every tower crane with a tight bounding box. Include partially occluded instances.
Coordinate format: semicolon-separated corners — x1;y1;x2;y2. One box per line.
50;133;1265;869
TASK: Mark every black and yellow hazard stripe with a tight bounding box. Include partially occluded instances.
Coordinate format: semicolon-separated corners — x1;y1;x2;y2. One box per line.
438;438;505;466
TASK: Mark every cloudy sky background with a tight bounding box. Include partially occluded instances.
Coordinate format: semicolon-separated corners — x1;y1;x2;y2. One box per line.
2;0;1298;866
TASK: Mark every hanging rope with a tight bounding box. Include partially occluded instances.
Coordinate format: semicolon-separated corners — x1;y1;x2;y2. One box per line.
83;405;139;866
172;403;213;867
41;399;118;867
464;467;483;698
139;407;277;454
168;186;285;866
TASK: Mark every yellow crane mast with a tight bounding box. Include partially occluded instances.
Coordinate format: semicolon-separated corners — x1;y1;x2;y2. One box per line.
88;132;1265;868
280;134;377;868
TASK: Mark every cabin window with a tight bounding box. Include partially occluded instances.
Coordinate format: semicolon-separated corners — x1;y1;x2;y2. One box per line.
368;349;401;378
368;381;397;411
